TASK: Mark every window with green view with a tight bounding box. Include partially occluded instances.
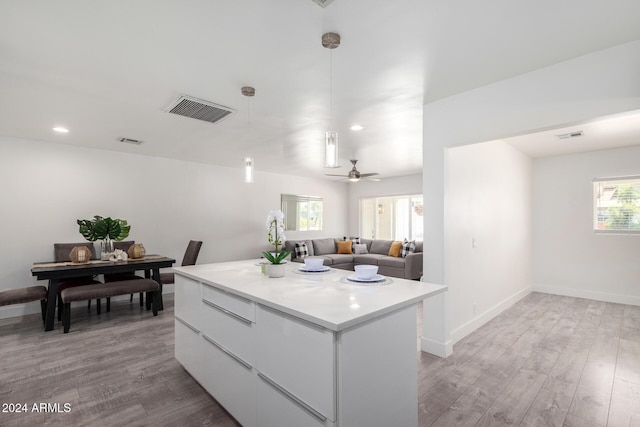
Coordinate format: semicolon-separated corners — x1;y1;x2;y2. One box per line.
593;176;640;233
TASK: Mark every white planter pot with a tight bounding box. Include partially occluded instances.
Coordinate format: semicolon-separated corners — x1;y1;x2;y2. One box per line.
267;263;286;278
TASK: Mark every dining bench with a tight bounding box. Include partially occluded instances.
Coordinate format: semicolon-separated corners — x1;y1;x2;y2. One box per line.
60;278;160;333
0;286;47;325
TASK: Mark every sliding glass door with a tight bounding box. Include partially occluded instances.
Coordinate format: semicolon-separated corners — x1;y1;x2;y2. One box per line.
360;194;423;241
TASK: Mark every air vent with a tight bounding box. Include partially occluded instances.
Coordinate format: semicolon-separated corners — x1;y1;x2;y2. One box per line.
118;137;143;145
311;0;335;7
556;131;584;140
165;94;235;124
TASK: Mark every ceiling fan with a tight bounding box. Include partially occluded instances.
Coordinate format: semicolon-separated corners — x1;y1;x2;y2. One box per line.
325;160;380;182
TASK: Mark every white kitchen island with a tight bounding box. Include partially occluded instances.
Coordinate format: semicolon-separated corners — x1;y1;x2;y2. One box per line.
173;260;447;427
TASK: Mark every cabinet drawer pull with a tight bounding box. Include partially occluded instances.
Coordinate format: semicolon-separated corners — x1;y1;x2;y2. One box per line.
175;316;200;333
202;334;252;370
202;299;252;325
257;372;328;423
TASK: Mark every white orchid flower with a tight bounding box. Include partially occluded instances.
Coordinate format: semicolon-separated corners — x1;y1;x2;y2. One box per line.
264;209;291;263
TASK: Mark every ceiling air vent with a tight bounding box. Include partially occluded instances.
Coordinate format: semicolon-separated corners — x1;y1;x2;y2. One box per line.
118;137;143;145
555;130;584;140
165;94;235;125
311;0;335;8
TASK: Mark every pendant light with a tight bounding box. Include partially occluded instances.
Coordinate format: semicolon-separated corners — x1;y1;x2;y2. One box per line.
242;86;255;183
323;32;340;168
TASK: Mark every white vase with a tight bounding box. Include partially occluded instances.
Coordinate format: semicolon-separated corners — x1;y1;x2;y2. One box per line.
267;263;286;278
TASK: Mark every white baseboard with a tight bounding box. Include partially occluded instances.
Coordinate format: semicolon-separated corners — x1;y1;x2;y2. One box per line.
421;336;453;358
449;286;532;344
534;284;640;306
0;303;41;320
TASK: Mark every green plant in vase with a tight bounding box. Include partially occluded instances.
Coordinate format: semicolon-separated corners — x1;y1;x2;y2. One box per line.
77;215;131;260
262;210;291;277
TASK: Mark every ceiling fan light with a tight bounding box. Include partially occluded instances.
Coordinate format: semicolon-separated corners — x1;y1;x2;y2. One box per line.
348;177;360;182
325;131;338;168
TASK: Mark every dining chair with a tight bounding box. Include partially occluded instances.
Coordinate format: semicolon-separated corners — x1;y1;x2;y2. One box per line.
103;240;145;307
160;240;203;285
54;242;102;321
103;240;139;282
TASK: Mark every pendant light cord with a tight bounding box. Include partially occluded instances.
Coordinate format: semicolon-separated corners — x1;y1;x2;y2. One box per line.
329;49;333;129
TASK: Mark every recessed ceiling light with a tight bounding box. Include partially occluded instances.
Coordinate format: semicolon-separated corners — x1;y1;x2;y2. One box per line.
53;127;69;133
350;124;365;131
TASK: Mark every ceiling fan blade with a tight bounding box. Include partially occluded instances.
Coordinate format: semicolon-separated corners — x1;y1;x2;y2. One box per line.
366;177;381;182
325;174;348;177
359;172;379;178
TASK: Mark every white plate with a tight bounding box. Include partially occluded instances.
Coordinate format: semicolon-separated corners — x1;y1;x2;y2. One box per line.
346;273;385;283
298;266;330;273
340;276;392;286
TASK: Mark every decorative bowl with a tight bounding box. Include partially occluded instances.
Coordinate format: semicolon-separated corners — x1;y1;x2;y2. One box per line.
303;257;325;271
354;264;378;279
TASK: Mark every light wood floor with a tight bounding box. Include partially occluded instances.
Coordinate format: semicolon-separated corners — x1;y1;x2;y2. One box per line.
1;292;638;426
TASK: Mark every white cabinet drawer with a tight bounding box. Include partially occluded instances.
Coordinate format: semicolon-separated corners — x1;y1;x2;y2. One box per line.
201;297;254;366
202;334;256;427
257;374;335;427
174;275;200;327
175;316;201;380
202;283;254;322
255;305;336;421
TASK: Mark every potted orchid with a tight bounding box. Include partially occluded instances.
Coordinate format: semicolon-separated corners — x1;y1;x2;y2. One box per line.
262;209;291;277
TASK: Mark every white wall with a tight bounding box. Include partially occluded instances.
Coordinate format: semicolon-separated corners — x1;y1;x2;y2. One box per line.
347;174;422;236
446;141;532;342
533;145;640;305
422;40;640;357
0;136;348;319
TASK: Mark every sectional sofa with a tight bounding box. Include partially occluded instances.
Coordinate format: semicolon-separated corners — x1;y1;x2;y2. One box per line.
283;237;423;280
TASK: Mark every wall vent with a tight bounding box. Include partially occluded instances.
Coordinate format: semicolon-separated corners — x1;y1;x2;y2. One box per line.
165;94;235;124
556;131;584;140
118;137;143;145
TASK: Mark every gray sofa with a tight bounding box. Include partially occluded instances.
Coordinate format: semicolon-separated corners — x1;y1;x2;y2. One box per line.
284;238;423;280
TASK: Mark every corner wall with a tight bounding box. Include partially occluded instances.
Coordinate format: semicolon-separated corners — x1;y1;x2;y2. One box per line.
422;40;640;356
533;145;640;304
446;141;532;342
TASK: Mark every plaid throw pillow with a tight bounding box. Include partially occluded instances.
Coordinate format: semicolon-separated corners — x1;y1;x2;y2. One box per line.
401;239;416;258
294;242;309;259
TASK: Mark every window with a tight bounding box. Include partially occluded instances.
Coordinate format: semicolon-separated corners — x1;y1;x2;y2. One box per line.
281;194;323;231
360;194;423;241
593;176;640;233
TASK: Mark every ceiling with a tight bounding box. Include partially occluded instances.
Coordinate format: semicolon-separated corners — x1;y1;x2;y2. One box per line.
1;1;639;180
506;110;640;159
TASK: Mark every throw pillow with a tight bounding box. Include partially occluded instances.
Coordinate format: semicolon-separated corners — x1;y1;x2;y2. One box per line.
294;242;309;259
354;243;368;254
337;240;353;254
401;239;416;258
388;241;402;257
349;236;361;252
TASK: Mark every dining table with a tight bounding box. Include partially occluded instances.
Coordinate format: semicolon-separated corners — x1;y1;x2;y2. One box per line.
31;255;175;331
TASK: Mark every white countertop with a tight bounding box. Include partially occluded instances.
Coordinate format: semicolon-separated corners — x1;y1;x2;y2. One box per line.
175;260;447;331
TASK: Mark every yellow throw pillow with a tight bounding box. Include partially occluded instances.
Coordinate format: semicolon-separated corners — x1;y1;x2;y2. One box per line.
337;240;353;254
388;241;402;257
